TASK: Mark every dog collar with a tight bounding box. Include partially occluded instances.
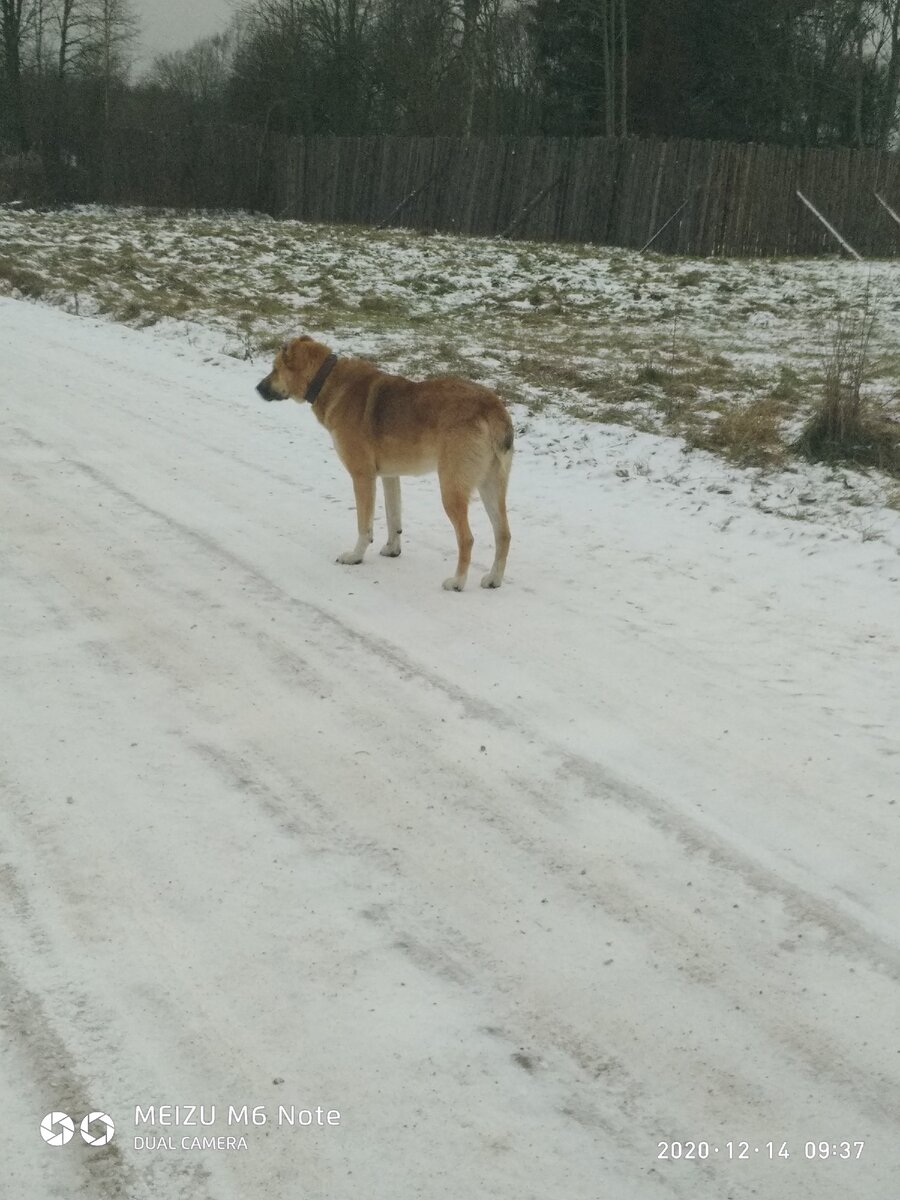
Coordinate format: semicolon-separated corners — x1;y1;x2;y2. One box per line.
305;354;338;404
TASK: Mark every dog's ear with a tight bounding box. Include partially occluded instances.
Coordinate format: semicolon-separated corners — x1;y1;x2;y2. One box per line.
281;335;312;366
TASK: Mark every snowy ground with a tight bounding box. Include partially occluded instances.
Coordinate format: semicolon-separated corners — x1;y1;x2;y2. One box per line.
1;288;899;1199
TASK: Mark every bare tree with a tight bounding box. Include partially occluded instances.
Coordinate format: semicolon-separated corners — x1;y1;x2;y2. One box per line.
55;0;96;80
80;0;138;125
450;0;534;136
456;0;482;135
149;32;234;115
304;0;375;130
242;0;306;35
27;0;46;75
875;0;900;145
42;0;98;195
368;0;456;133
619;0;627;135
1;0;35;148
598;0;627;136
67;0;138;194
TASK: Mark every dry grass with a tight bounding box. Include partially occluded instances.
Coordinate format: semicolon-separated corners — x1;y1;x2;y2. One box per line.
795;304;900;478
686;396;787;466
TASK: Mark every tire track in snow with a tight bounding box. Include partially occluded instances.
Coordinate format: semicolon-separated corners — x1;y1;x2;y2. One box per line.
15;433;900;984
0;848;216;1200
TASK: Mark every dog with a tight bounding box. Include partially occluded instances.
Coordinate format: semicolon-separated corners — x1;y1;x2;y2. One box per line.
257;335;513;590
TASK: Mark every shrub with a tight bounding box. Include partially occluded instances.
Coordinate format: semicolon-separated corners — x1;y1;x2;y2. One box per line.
795;302;899;477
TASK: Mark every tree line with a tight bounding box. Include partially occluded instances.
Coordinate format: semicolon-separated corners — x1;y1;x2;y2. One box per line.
3;0;900;204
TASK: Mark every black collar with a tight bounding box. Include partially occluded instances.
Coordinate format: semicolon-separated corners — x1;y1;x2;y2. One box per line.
305;354;338;404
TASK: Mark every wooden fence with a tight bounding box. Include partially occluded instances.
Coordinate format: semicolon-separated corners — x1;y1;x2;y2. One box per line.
273;134;900;257
91;128;900;257
71;125;273;214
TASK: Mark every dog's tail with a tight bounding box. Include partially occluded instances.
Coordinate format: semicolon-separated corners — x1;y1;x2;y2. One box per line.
491;409;515;476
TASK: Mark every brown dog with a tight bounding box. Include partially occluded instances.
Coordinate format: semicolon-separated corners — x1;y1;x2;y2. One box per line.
257;335;513;590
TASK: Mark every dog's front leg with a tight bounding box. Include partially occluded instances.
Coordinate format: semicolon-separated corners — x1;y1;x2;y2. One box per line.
379;476;402;557
337;472;376;565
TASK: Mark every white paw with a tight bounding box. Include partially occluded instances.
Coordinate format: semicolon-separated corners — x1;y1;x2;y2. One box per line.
480;571;502;589
442;576;465;591
337;551;364;565
379;543;401;558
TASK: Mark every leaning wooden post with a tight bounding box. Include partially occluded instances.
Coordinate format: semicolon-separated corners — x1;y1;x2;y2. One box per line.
639;197;689;253
795;190;862;260
874;191;900;231
499;173;565;239
377;158;451;230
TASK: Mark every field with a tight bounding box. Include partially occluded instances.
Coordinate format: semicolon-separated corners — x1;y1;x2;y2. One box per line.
1;207;899;1199
2;204;899;493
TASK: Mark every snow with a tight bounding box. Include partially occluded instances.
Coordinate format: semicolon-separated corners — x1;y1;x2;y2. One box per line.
1;293;899;1198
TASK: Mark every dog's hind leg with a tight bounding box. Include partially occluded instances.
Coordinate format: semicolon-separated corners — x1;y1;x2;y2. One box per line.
439;480;475;591
337;472;376;565
379;475;402;557
478;458;511;589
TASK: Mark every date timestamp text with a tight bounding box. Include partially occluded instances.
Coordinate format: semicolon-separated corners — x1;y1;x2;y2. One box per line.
657;1140;865;1161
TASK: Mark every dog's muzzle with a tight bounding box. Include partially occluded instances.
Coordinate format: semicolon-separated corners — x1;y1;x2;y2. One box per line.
256;378;283;402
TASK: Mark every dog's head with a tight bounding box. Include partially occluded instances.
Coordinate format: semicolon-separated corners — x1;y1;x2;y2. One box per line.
256;335;330;403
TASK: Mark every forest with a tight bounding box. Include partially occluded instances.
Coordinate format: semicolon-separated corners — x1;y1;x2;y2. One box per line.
3;0;900;202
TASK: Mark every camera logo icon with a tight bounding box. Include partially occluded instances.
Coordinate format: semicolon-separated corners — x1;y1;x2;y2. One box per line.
80;1112;115;1146
40;1111;115;1147
40;1112;75;1146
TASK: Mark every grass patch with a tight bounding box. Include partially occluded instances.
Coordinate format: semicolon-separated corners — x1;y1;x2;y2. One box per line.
686;396;787;466
632;363;670;388
566;402;637;425
770;363;805;404
513;355;621;400
0;256;48;297
512;346;777;444
431;341;482;379
358;292;407;316
676;269;706;288
256;330;287;354
114;299;147;323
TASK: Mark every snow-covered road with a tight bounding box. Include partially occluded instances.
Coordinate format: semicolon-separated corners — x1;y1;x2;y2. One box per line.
1;296;898;1198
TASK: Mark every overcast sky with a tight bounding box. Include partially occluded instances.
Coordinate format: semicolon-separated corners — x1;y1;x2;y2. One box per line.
133;0;236;72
